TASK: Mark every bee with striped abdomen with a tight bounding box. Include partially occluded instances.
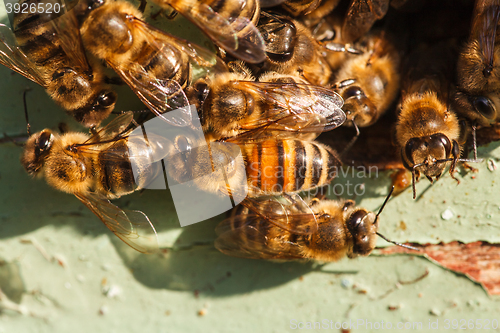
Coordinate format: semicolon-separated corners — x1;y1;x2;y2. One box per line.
215;187;417;260
78;0;226;127
0;0;117;127
21;112;166;253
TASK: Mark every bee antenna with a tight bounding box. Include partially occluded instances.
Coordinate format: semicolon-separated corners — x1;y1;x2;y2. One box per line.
374;186;394;225
411;163;424;199
23;88;31;137
376;232;420;251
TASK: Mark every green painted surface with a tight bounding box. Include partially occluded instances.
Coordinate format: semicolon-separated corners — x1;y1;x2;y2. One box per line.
1;3;500;333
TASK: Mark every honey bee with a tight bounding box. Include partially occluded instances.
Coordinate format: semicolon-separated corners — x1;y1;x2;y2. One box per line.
455;0;500;126
215;187;417;261
395;42;465;199
150;0;266;63
257;13;332;86
333;30;401;134
20;112;167;253
78;0;226;127
0;0;117;127
276;0;337;17
197;70;346;142
342;0;390;43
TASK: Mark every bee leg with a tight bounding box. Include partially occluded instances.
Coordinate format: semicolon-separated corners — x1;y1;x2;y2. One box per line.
0;133;27;146
165;8;178;20
150;8;165;20
471;123;478;161
90;126;98;136
138;0;147;13
340;120;360;157
461;162;478;173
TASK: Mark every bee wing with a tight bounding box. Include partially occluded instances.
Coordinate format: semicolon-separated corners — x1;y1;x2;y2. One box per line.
50;9;92;73
342;0;390;43
110;63;192;127
225;81;345;143
0;24;47;86
75;192;159;254
215;220;305;260
238;194;320;235
470;0;500;72
176;3;266;63
132;17;227;73
84;112;135;144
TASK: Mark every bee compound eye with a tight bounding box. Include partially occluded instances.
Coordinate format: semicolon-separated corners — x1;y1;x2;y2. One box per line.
37;131;52;150
96;91;117;108
428;133;451;156
473;96;496;120
342;86;364;100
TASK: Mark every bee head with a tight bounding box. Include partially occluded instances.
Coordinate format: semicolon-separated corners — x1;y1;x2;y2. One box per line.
346;209;378;257
342;85;378;127
21;130;54;175
403;133;458;180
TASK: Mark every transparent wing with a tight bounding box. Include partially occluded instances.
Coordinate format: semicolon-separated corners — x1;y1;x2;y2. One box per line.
75;192;159;254
180;3;266;63
106;17;229;127
0;24;47;86
238;193;320;235
84;112;134;145
50;8;92;73
223;81;345;143
215;220;305;260
110;63;193;127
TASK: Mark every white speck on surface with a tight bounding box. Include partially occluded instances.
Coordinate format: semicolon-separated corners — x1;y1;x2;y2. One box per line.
76;274;85;283
441;208;454;220
341;279;351;289
64;282;71;289
101;264;111;271
99;305;109;316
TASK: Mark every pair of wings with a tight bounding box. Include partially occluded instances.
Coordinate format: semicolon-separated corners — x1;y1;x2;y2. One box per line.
71;113;165;254
158;0;266;63
105;15;228;127
209;80;345;144
0;9;91;88
215;194;331;260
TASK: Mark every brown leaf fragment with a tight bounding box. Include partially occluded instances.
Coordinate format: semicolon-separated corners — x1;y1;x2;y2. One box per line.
379;241;500;295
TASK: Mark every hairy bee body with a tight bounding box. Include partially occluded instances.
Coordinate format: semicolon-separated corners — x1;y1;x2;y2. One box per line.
215;198;379;261
3;0;118;127
80;1;191;90
334;31;401;128
21;130;161;199
454;0;500;126
20;113;163;253
395;42;461;190
244;139;339;196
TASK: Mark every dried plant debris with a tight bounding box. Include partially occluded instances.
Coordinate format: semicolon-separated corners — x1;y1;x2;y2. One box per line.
379;241;500;295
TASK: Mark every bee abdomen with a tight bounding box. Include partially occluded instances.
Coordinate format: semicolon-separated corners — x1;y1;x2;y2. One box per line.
134;43;191;89
245;140;339;195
